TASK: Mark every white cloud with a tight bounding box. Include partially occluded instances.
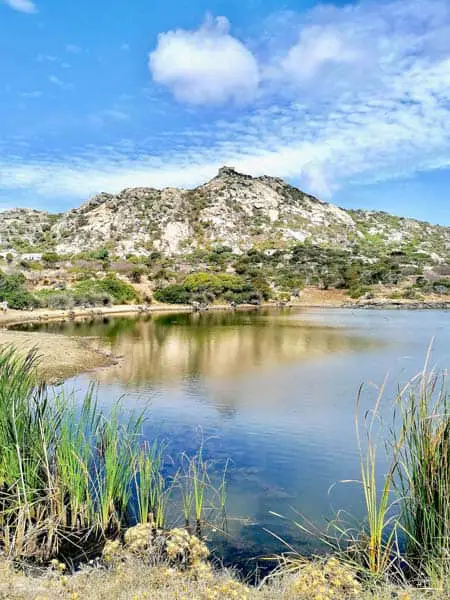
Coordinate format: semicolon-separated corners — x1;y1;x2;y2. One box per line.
280;27;360;81
3;0;36;13
149;15;259;105
20;90;42;98
66;44;82;54
36;54;58;63
86;109;130;128
48;75;73;91
3;0;450;215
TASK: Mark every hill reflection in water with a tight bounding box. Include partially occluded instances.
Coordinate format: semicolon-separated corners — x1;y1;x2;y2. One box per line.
41;309;378;386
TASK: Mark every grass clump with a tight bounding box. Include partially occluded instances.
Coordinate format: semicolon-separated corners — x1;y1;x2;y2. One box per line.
0;345;145;561
270;360;449;594
394;368;450;586
0;345;230;568
0;348;163;562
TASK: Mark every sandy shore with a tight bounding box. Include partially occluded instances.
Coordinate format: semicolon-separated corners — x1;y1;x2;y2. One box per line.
0;305;191;382
0;328;115;382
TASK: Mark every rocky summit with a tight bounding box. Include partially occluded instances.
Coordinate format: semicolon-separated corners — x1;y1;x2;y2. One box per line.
1;167;449;264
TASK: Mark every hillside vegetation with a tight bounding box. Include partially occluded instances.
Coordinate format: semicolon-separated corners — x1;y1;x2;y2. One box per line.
0;167;449;306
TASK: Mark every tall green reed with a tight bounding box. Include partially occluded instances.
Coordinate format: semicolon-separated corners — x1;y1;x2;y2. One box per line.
393;363;450;588
270;357;449;590
0;346;227;563
134;441;167;529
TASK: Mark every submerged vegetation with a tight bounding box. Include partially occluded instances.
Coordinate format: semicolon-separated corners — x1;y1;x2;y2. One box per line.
0;344;449;598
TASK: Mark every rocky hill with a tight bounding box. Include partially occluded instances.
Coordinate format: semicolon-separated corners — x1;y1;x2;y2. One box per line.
0;167;449;264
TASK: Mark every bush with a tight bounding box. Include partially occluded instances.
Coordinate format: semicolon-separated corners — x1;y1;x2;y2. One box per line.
42;252;60;265
0;271;37;309
74;276;138;305
182;272;246;296
154;271;268;305
402;288;424;300
432;279;450;295
154;285;191;304
89;248;109;261
349;286;371;299
36;288;112;309
127;266;147;284
98;275;138;303
42;292;75;310
73;291;112;307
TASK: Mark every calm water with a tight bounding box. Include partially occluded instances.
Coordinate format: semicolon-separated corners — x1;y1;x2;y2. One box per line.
17;308;450;569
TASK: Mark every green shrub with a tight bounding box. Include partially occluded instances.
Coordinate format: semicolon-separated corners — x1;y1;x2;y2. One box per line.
154;271;269;305
432;279;450;295
154;285;191;304
349;286;371;299
182;272;246;296
42;252;60;265
127;265;147;284
0;271;37;309
402;288;424;300
74;276;138;305
40;291;75;310
89;247;110;261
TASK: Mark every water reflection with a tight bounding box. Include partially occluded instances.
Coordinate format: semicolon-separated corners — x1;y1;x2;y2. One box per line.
14;308;450;570
29;310;378;386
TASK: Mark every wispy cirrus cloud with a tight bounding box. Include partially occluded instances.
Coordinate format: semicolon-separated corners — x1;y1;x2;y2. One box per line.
2;0;450;213
66;44;82;54
3;0;36;13
48;75;74;91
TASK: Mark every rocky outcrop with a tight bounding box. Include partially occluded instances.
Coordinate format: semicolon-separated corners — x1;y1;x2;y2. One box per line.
0;167;449;264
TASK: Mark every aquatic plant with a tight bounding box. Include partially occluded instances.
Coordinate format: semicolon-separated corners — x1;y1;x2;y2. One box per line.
269;359;449;591
338;380;400;579
393;364;450;588
134;441;167;529
0;346;226;563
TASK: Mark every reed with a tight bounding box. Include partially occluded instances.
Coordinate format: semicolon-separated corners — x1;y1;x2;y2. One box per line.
134;441;167;529
345;380;400;578
269;362;449;591
0;346;226;563
0;347;146;559
393;366;450;588
178;449;209;535
177;446;230;537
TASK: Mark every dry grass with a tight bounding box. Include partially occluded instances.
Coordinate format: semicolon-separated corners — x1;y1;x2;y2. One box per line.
0;557;444;600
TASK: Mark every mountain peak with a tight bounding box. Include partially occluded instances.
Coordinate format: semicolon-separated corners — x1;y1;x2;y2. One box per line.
0;169;448;263
216;166;251;179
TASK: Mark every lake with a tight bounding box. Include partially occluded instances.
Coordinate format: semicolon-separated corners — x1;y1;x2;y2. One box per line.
17;308;450;570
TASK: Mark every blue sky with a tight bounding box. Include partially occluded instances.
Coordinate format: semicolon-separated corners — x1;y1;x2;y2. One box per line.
1;0;450;225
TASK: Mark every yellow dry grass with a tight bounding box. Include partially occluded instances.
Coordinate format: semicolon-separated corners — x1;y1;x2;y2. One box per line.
0;558;444;600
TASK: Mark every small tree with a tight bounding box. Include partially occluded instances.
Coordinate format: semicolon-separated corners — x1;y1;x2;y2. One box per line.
42;251;60;266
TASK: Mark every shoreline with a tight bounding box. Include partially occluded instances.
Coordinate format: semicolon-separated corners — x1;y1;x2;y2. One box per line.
0;298;448;382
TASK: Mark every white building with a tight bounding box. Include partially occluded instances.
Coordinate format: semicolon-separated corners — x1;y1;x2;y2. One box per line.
21;253;43;262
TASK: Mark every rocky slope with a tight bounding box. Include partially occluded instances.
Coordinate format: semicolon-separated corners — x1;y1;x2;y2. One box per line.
1;167;449;264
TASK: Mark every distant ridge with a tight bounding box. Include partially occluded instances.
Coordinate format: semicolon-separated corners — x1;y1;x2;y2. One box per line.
0;167;449;266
